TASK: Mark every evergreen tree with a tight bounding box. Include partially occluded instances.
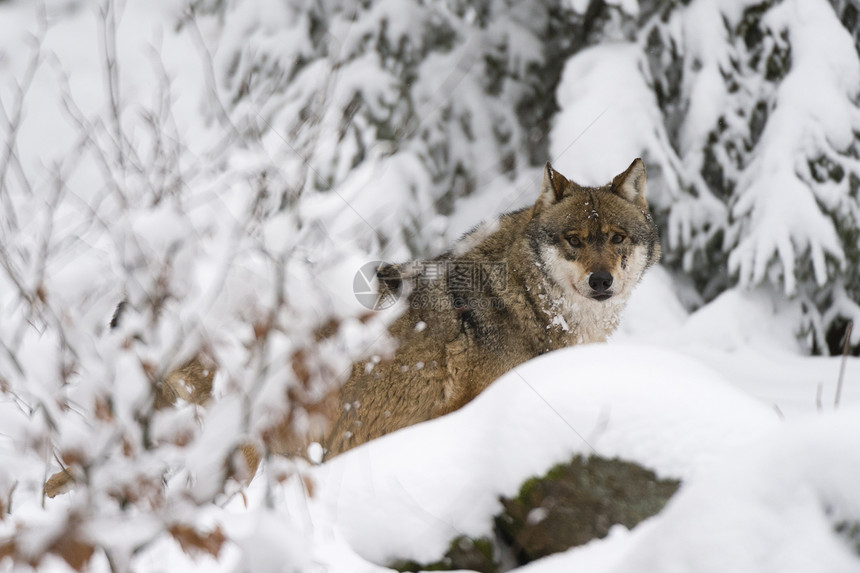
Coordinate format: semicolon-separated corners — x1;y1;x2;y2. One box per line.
551;0;860;354
657;0;860;354
196;0;567;258
208;0;860;353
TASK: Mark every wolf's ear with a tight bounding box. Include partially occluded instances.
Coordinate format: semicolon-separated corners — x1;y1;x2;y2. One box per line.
611;158;647;208
539;162;569;206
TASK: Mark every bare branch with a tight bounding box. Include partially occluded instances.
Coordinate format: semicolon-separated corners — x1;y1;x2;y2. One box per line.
180;5;244;147
0;22;47;230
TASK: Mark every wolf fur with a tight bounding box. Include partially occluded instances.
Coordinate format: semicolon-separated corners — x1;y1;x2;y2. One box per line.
323;158;661;457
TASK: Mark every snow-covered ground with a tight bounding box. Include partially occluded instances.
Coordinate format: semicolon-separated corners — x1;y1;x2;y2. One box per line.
119;317;860;573
305;278;860;572
1;1;859;572
618;267;860;417
22;272;856;573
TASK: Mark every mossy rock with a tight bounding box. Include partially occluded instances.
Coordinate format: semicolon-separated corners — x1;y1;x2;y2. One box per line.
495;455;680;565
390;535;497;573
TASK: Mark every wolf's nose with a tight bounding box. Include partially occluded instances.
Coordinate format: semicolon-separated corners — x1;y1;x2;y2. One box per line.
589;271;613;293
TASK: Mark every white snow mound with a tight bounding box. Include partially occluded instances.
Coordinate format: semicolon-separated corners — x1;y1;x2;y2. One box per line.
284;343;778;567
534;407;860;573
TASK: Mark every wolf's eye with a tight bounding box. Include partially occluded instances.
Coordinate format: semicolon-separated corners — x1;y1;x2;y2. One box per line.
611;233;626;244
567;235;582;248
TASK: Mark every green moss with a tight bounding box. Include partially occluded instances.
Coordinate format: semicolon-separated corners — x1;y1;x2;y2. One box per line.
390;535;497;573
518;463;567;500
390;456;681;571
834;520;860;556
495;455;681;565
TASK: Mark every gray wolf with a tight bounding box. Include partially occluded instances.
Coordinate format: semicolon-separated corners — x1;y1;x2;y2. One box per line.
323;158;661;457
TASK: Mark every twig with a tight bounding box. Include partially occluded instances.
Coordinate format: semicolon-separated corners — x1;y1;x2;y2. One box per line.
98;0;126;172
0;21;46;230
181;6;243;146
5;481;17;515
772;404;784;419
834;321;853;409
816;382;823;413
54;59;130;208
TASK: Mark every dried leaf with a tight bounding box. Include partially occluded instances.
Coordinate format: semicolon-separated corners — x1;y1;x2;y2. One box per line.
253;318;272;340
51;534;95;571
94;397;114;422
302;475;316;498
35;284;48;303
291;349;311;386
313;317;340;341
60;450;84;467
238;443;261;483
44;469;74;499
141;360;157;380
169;524;226;558
164;357;214;405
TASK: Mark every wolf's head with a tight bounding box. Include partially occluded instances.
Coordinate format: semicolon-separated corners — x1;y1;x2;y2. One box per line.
528;159;661;303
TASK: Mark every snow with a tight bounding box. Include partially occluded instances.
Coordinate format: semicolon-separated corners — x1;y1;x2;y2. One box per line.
653;0;860;322
726;0;859;296
674;0;753;156
2;0;860;572
133;313;856;573
549;40;693;215
280;343;778;566
612;409;860;573
517;410;860;573
551;43;656;188
618;268;860;416
242;270;856;572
